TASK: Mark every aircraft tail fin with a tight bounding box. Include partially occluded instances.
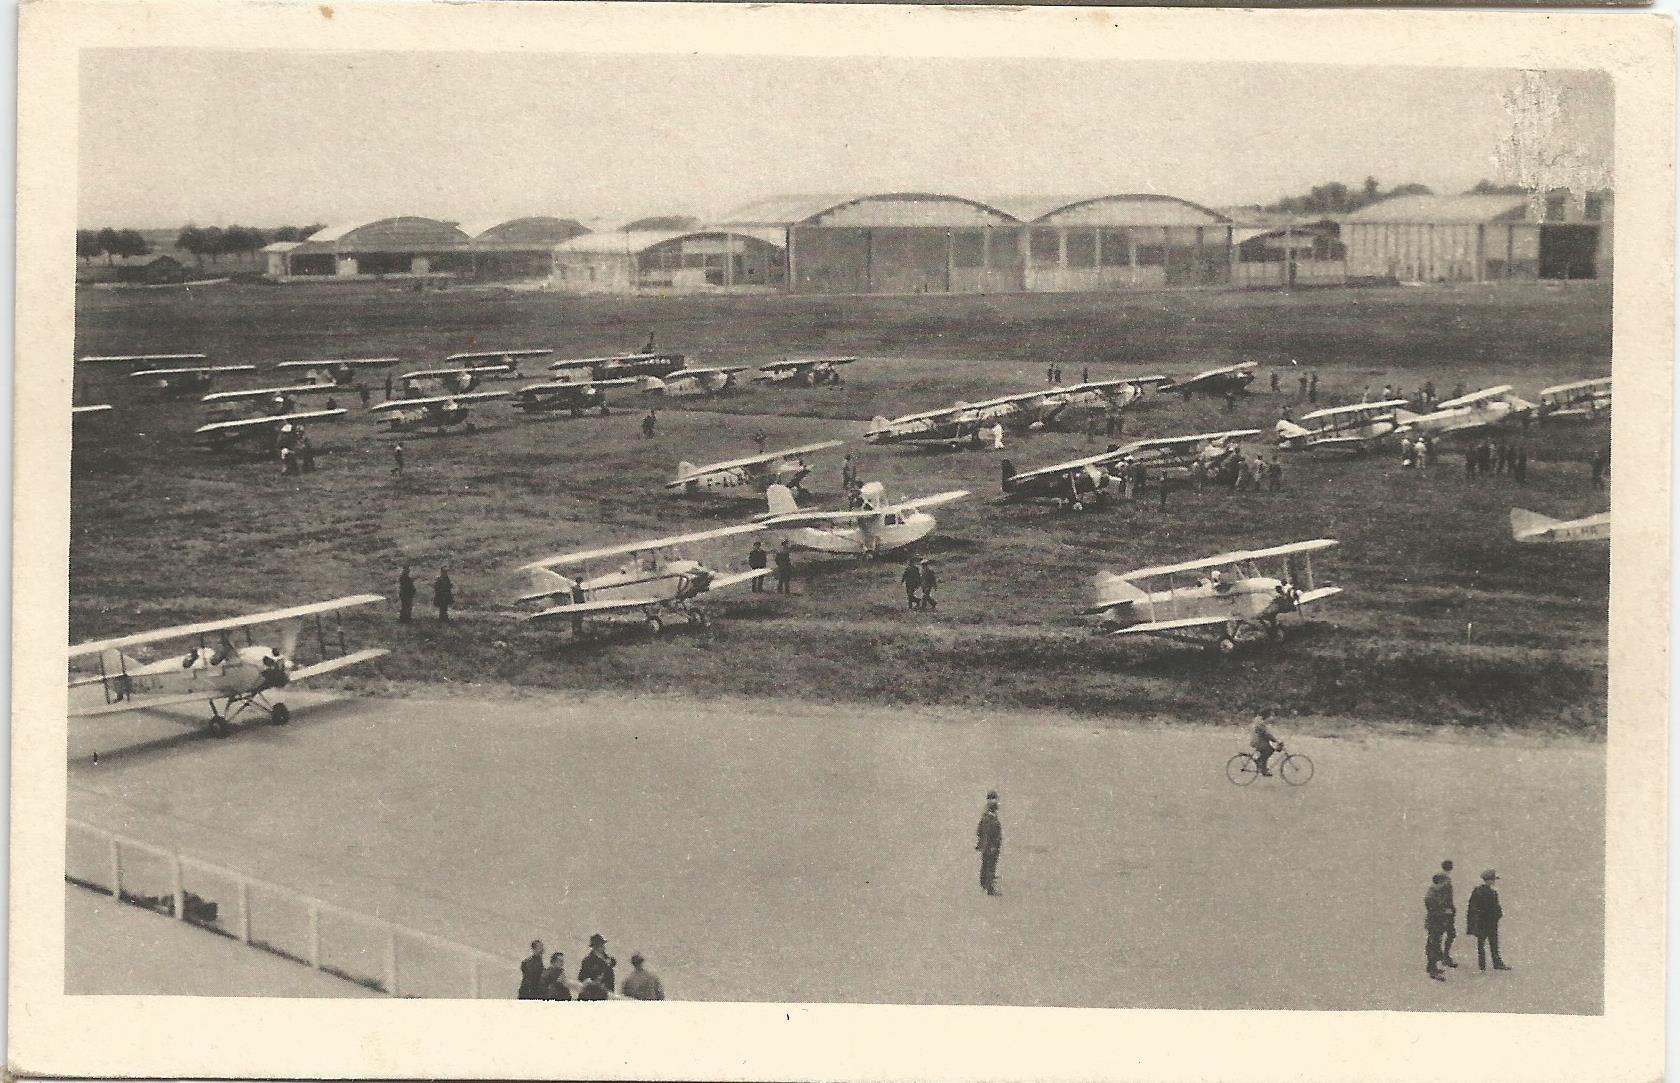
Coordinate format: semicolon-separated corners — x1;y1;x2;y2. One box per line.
1275;420;1310;440
1394;408;1421;424
526;566;575;599
1510;507;1557;540
765;484;800;518
869;415;888;430
639;376;666;394
675;461;697;482
1081;571;1149;615
1000;459;1016;485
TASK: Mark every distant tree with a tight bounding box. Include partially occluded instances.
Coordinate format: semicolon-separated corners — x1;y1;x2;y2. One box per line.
198;225;225;263
1467;179;1529;195
1388;183;1434;199
1264;180;1433;216
96;227;120;266
112;229;151;260
76;229;103;262
1362;176;1380;201
177;225;208;265
271;226;299;243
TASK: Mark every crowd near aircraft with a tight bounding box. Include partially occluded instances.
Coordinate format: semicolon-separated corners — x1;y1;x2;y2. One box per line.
1395;385;1537;439
367;390;507;433
274;358;400;386
511;377;638;416
1536;377;1611;422
666;440;845;496
1510;507;1612;544
68;595;388;737
1161;361;1258;399
754;357;857;386
516;524;769;634
640;366;749;398
1275;400;1409;454
1082;539;1341;653
997;429;1260;508
129;363;259;395
759;482;969;557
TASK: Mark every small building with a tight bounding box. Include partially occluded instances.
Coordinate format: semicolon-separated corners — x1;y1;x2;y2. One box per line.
113;254;190;285
1231;220;1346;288
267;217;471;279
462;216;590;280
548;229;787;294
1342;191;1611;283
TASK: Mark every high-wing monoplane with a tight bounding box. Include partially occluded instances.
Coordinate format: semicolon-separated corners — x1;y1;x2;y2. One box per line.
998;428;1258;508
273;358;401;386
1160;361;1259;400
368;390;507;433
640;366;749;398
759;482;968;557
68;595;388;737
1275;399;1409;454
547;352;688;381
666;440;846;496
1536;377;1611;423
867;379;1162;449
1394;386;1536;439
510;377;639;417
753;357;858;387
516;523;769;634
193;408;349;452
1081;539;1341;654
128;364;258;394
1511;508;1611;544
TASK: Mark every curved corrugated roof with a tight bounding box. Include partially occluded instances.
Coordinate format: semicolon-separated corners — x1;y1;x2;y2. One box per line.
995;194;1232;225
719;192;1018;227
555;228;788;256
1344;194;1530;224
459;216;589;243
302;217;469;247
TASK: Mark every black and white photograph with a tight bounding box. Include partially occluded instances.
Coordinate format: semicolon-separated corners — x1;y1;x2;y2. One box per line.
11;3;1673;1080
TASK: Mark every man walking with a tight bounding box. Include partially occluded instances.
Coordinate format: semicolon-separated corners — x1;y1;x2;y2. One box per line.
433;568;454;623
1308;371;1319;403
773;541;794;595
518;939;546;999
620;952;665;1001
1438;860;1460;968
840;454;857;493
748;541;769;592
1425;872;1453;981
1297;373;1309;401
1466;869;1510;971
901;557;922;610
918;559;938;611
975;794;1003;896
397;565;416;623
391;441;405;475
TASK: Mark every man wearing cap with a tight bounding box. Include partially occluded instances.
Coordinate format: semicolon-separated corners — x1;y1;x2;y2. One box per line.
976;795;1003;896
1466;870;1511;971
578;933;618;995
1424;873;1452;981
621;952;666;1001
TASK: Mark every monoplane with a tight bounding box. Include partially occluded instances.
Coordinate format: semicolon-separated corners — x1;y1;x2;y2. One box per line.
753;357;858;387
1160;361;1258;400
1511;508;1611;544
759;482;968;557
68;595;388;738
1394;386;1537;439
666;440;845;496
367;390;507;433
998;429;1259;508
1275;399;1409;454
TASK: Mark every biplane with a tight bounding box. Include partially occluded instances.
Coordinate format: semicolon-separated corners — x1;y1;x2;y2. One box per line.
1160;361;1258;400
1511;508;1611;544
68;595;388;738
400;364;516;395
202;384;347;416
1081;539;1341;654
753;357;858;387
1275;399;1410;454
1536;377;1611;422
1394;386;1537;439
368;390;507;433
510;377;639;417
666;440;846;496
273;358;401;386
516;523;769;634
128;364;259;394
547;352;689;382
193;408;349;452
640;366;750;398
759;482;969;557
867;380;1161;449
998;429;1259;508
79;353;208;367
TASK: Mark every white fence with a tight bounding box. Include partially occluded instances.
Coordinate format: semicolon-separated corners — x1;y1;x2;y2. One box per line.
67;819;541;998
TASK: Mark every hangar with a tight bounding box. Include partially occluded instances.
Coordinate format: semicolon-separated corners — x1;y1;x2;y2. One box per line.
998;195;1235;292
1342;191;1612;283
464;216;590;280
548;228;787;293
264;217;471;279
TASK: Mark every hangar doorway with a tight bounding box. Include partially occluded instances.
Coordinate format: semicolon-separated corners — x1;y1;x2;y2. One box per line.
1539;225;1599;280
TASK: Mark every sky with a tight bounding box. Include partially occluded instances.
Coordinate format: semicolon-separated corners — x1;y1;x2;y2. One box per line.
78;50;1613;229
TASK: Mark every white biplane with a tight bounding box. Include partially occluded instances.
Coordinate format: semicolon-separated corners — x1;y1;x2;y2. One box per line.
1510;508;1611;544
759;482;968;557
1160;361;1258;400
1275;399;1410;454
1536;377;1611;422
68;595;388;738
128;363;258;395
368;390;507;433
547;352;688;382
1394;386;1536;439
666;440;846;496
753;357;858;387
400;364;516;395
511;377;639;417
1081;539;1341;654
202;384;347;415
516;523;770;634
640;366;750;398
273;358;400;386
193;408;349;452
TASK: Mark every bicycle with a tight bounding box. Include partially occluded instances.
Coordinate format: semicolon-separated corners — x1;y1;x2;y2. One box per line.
1226;743;1314;786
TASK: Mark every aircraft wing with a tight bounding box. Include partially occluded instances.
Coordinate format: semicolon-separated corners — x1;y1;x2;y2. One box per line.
760;356;858;372
761;491;969;526
446;349;553;363
80;353;207;364
72;405;113;415
1121;429;1262;453
674;366;750;378
1238;538;1339;562
519;522;767;572
130;365;258;378
70;691;215;719
1300;399;1410;421
524;596;665;622
894;489;971;514
547;353;662;370
1435;385;1515;409
286;648;390;682
879;403;969;426
1007;451;1127;483
194;409;349;435
401;365;514;381
202;386;341;403
707;568;773;591
1108;615;1234;637
69;594;387;659
667;440;846;485
1293;586;1343;606
1539;377;1610;398
368;391;508;411
274;358;400;370
1307;434;1384;451
1118;540;1336;582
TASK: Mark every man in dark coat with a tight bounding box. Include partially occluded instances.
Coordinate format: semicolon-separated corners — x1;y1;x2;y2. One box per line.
397;565;416;623
1466;869;1511;971
1424;873;1452;980
901;558;922;610
518;939;546;999
748;541;769;593
578;933;617;994
918;559;938;611
542;952;572;1000
976;796;1003;895
773;541;794;595
433;568;454;622
1438;860;1459;968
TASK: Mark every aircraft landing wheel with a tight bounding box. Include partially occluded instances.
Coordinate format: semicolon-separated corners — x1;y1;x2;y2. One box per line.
1216;635;1238;655
269;702;290;725
208;715;231;739
646;615;664;634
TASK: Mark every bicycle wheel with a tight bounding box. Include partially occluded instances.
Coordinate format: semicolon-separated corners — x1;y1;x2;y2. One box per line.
1226;753;1261;786
1280;752;1314;786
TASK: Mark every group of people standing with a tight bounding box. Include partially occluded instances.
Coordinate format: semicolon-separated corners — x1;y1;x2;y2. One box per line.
900;557;939;610
1463;438;1530;482
518;934;665;1001
1397;434;1437;471
746;539;797;594
397;564;454;622
1425;859;1509;981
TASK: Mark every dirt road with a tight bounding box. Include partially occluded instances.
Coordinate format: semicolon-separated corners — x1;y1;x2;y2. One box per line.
67;689;1602;1011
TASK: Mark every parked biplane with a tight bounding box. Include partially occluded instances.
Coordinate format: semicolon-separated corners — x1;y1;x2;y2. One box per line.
516;523;769;634
68;595;388;738
202;384;347;416
400;364;515;395
1394;386;1537;439
368;390;507;433
194;408;348;453
274;358;400;386
998;429;1259;508
867;379;1161;449
754;357;858;386
1275;400;1409;454
666;440;845;496
79;353;208;368
1081;539;1341;654
511;377;639;417
128;364;258;395
1536;377;1611;422
1160;361;1258;400
641;366;750;398
548;352;688;382
759;482;968;557
1511;508;1611;544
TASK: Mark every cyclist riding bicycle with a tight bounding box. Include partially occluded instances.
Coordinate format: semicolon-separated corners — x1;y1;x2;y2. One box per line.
1250;715;1284;777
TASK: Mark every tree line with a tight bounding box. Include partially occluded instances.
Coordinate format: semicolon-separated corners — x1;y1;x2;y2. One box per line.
1263;178;1534;218
75;223;327;265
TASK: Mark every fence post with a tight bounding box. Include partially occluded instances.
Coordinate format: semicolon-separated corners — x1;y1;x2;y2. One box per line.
108;835;122;898
385;927;400;997
170;853;185;921
306;902;321;968
236;879;251;944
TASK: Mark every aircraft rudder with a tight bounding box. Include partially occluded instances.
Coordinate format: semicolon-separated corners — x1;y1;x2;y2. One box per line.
765;484;799;517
